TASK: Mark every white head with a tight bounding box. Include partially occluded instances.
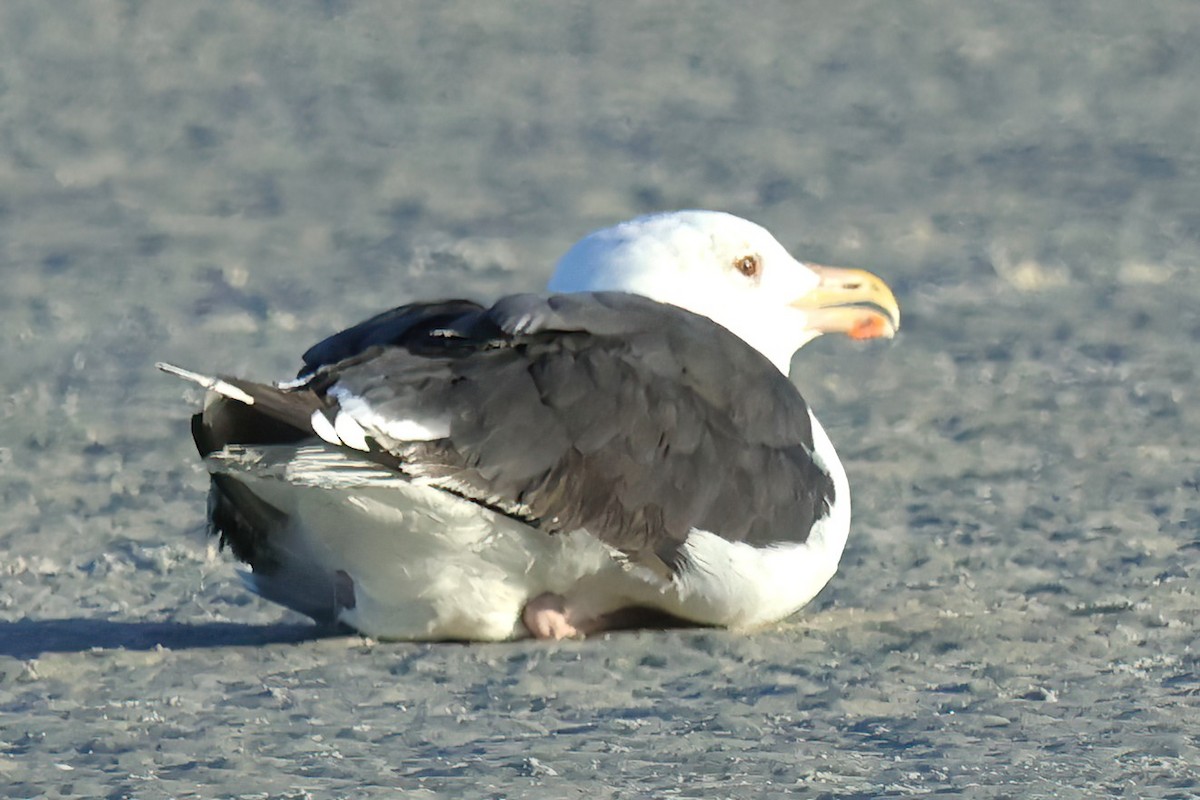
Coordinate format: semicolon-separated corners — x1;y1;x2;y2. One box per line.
548;211;899;374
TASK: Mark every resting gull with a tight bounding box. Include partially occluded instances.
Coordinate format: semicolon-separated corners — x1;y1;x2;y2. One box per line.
159;210;899;640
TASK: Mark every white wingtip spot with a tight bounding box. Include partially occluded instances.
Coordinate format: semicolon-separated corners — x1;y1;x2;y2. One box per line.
327;385;450;442
310;410;342;446
275;374;313;390
333;411;371;451
380;418;451;441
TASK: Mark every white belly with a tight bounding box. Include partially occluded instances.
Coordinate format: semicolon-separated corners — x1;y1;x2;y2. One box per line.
209;445;666;640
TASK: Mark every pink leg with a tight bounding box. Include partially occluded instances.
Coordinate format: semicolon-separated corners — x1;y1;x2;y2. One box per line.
522;593;679;640
522;592;582;640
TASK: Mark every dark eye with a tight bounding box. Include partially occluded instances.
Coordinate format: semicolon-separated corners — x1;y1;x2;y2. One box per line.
734;254;761;278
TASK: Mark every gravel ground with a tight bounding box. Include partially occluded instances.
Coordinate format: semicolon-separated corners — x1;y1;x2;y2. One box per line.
1;2;1198;798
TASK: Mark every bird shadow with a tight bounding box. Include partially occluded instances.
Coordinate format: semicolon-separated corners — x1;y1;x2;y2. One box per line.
0;617;337;660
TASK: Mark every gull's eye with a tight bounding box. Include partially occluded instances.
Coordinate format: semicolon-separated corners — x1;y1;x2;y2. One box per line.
734;254;761;279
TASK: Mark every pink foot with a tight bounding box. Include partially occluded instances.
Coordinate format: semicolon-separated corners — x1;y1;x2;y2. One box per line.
522;593;583;640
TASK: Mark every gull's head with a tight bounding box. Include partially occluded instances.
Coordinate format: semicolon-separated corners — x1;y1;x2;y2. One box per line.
548;210;900;374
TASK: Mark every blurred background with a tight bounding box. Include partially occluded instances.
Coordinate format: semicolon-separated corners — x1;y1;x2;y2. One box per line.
2;3;1197;797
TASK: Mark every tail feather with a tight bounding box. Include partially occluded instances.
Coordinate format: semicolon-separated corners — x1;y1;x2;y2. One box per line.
156;362;258;405
160;362;393;627
159;361;329;456
162;361;329;595
207;473;289;568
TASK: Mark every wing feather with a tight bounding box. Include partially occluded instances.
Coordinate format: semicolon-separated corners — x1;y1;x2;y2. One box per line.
167;292;835;576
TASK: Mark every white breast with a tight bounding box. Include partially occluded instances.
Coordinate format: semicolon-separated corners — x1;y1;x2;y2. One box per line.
652;410;852;629
207;445;657;640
